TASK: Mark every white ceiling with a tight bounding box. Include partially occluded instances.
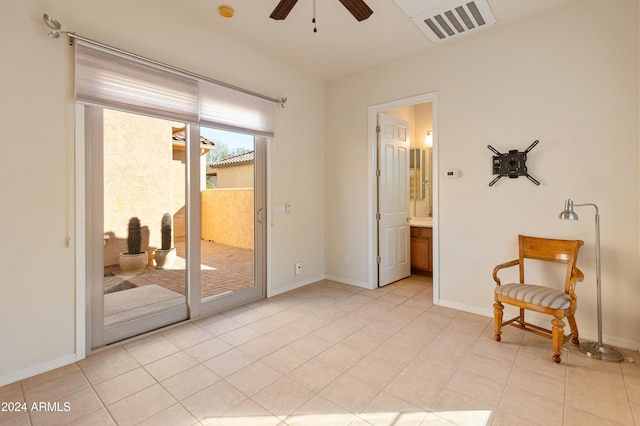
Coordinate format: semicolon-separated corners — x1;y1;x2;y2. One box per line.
44;0;576;81
187;0;576;80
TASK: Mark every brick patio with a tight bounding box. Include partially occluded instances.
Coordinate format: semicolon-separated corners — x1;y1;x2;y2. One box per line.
108;240;254;298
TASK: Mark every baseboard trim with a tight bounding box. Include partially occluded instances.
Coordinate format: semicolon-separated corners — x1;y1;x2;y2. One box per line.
267;275;327;297
0;354;77;387
324;275;373;290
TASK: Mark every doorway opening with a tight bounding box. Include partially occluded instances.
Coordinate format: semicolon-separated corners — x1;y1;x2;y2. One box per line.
368;92;439;302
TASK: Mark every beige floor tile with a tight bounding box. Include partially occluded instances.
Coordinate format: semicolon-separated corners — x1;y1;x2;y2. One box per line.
218;325;262;347
347;354;401;389
252;376;316;418
22;364;90;404
66;408;116;425
368;341;417;370
143;351;198;382
126;337;181;365
564;405;625;426
181;380;247;421
107;384;176;426
627;376;640;403
445;369;503;407
6;275;640;426
137;403;198;426
226;361;282;396
209;399;281;426
316;341;367;372
287;358;343;393
458;352;512;385
384;370;448;410
196;316;243;336
499;386;564;426
405;344;467;379
237;334;288;359
79;350;140;385
288;333;334;358
161;364;220;401
360;391;423;423
431;388;494;425
161;323;214;349
93;368;156;405
261;346;311;375
320;374;380;414
471;336;520;363
568;365;628;398
184;337;233;362
515;349;568;378
566;381;635;425
507;365;565;403
28;388;104;426
203;348;256;378
491;409;538;426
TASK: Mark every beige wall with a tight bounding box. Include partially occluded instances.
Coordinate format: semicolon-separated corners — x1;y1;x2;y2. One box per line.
2;0;325;385
201;189;254;249
325;0;639;349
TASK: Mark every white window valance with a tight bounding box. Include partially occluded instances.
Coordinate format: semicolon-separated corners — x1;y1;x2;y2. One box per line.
75;40;275;137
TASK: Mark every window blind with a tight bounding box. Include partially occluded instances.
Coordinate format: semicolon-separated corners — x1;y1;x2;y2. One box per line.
75;40;275;136
75;40;199;123
199;81;275;137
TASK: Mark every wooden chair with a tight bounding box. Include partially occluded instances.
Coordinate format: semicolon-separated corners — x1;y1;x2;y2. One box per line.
493;235;584;363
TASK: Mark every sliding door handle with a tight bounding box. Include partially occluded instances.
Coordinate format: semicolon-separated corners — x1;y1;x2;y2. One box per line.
257;208;265;223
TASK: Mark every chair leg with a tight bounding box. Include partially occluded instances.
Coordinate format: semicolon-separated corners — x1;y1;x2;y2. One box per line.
493;301;504;342
567;314;580;345
551;316;565;363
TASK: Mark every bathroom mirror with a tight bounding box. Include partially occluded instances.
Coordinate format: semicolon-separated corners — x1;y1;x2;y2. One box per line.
410;148;425;200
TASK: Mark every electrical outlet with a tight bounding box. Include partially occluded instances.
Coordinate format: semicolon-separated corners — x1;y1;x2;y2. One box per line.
295;262;302;275
343;255;350;265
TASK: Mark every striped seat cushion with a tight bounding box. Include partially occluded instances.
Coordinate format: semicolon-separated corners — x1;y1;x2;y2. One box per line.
495;284;571;310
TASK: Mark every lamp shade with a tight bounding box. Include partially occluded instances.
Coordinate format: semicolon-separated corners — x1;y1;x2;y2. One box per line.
559;199;579;220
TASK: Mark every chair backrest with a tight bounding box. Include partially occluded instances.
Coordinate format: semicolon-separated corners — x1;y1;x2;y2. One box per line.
518;235;584;293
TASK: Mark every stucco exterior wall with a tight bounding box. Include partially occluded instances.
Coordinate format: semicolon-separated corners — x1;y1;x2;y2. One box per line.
103;109;186;266
201;189;254;249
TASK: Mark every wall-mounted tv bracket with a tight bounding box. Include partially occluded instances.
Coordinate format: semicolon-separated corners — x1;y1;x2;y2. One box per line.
487;140;540;187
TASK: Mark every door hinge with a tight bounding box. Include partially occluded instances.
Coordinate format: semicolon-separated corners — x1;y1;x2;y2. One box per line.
375;212;381;220
376;256;381;264
376;169;381;177
376;125;380;133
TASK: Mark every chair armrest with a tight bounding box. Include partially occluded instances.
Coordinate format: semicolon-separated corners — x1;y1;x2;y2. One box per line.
572;267;584;282
492;259;520;285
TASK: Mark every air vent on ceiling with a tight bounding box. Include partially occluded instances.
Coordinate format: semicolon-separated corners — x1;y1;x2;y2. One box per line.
410;0;496;44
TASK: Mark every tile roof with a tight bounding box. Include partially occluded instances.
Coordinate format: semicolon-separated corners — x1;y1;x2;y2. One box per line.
210;151;255;167
171;127;216;149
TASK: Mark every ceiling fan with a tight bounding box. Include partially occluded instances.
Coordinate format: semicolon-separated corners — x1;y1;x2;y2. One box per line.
270;0;373;22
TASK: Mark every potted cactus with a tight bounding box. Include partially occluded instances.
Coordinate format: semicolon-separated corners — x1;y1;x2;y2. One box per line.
154;213;176;269
118;217;148;274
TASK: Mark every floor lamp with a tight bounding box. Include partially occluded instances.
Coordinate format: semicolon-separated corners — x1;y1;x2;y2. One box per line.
559;199;625;362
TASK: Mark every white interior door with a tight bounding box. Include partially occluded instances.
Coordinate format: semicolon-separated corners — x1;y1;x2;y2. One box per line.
377;113;411;286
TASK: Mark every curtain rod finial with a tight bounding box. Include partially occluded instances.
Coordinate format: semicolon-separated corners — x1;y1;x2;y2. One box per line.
277;97;287;108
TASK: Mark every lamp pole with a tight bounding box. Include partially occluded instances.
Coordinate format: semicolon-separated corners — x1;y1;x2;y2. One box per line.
559;200;624;362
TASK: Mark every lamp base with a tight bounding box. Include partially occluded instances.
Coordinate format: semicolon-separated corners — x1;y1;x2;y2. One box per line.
578;341;625;362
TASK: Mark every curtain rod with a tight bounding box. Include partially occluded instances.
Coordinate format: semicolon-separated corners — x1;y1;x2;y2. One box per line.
43;13;287;108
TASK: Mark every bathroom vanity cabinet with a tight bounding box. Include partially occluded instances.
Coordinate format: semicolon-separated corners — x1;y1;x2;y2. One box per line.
410;226;432;274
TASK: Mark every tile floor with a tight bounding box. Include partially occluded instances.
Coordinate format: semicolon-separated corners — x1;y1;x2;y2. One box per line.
1;276;639;425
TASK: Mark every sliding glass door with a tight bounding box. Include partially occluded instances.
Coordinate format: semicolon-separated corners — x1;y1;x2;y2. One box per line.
85;107;266;349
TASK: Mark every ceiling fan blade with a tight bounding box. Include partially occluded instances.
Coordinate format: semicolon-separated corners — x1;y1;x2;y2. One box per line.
338;0;373;21
270;0;300;20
